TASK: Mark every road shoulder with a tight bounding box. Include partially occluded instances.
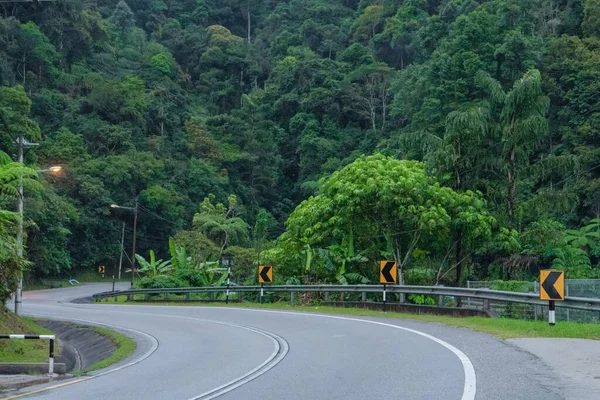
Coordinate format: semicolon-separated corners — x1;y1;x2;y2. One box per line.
508;338;600;400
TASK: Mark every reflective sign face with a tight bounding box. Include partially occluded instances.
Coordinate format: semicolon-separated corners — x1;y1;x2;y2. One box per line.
540;270;565;301
259;265;272;283
380;261;397;284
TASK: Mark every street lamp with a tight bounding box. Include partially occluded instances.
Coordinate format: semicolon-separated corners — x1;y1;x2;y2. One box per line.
37;166;62;174
14;135;65;315
110;203;138;288
13;160;63;316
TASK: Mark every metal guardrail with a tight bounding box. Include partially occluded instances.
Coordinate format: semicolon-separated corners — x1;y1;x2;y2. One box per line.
92;285;600;312
0;334;56;374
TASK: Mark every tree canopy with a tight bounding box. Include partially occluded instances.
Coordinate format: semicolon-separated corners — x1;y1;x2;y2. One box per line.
1;0;600;300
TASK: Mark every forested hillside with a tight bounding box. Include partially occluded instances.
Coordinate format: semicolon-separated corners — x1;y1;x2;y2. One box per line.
1;0;600;294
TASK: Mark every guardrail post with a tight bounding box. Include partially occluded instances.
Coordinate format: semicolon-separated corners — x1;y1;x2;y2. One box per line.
324;291;329;302
185;292;190;302
291;291;295;307
260;283;264;304
399;293;406;303
483;298;490;311
565;286;570;322
466;281;471;307
1;335;56;375
362;291;366;303
49;338;55;375
438;294;444;307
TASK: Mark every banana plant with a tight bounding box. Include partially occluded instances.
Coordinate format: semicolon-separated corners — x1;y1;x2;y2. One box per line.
318;245;370;285
200;261;228;287
135;250;172;278
169;237;194;271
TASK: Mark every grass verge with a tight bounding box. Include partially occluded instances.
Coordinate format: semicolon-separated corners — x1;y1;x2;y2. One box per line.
0;311;58;362
71;270;130;284
101;296;600;341
83;327;136;373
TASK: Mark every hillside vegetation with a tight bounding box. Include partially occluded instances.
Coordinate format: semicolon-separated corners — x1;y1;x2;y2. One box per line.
1;0;600;299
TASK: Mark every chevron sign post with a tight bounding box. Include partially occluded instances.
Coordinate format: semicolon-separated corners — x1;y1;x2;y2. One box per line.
380;261;397;312
540;270;565;326
258;265;272;304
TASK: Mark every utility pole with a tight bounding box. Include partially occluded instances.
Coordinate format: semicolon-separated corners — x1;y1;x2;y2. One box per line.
131;201;138;289
15;136;24;315
110;202;138;289
14;136;40;315
118;222;125;280
131;202;138;288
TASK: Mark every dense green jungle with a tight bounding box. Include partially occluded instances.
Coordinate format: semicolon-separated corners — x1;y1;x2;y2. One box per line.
1;0;600;304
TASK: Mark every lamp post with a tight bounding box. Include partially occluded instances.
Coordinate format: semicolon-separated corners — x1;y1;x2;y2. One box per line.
111;203;138;288
14;135;61;315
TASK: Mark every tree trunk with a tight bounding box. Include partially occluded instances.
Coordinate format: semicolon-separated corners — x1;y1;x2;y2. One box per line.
454;231;464;286
381;83;387;130
456;138;462;188
507;148;516;227
22;55;26;85
247;8;251;43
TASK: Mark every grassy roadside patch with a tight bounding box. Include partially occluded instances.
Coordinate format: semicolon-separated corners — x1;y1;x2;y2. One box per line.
71;271;130;284
101;297;600;340
84;327;136;373
0;311;58;362
23;271;130;290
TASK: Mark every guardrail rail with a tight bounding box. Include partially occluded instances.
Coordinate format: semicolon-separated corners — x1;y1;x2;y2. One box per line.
92;284;600;313
0;334;56;374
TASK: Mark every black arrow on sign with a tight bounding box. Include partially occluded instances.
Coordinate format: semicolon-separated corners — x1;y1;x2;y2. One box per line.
260;266;272;283
542;271;562;299
381;262;395;283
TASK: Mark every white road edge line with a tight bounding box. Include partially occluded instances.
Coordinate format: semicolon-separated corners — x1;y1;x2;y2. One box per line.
39;301;475;399
80;303;477;400
221;307;477;400
22;313;159;378
187;326;289;400
26;308;290;400
76;310;290;400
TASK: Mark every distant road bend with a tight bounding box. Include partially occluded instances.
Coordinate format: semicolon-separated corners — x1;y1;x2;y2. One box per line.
6;284;565;400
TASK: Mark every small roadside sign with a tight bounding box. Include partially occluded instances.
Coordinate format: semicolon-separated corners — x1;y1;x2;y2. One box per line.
540;269;565;326
258;265;272;284
98;265;105;274
379;261;397;284
540;270;565;301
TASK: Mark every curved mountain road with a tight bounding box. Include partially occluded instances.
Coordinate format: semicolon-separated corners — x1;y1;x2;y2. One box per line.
5;284;564;400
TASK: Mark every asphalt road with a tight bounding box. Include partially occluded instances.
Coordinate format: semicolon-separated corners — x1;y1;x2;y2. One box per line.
5;284;565;400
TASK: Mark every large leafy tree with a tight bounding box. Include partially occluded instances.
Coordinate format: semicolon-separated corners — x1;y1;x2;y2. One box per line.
192;195;249;262
285;155;495;284
477;69;549;227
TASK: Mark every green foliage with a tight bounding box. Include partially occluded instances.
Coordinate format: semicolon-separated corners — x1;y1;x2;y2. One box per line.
135;250;172;278
192;195;250;258
285;154;496;285
137;275;187;289
408;294;436;306
489;280;532;292
1;0;600;290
